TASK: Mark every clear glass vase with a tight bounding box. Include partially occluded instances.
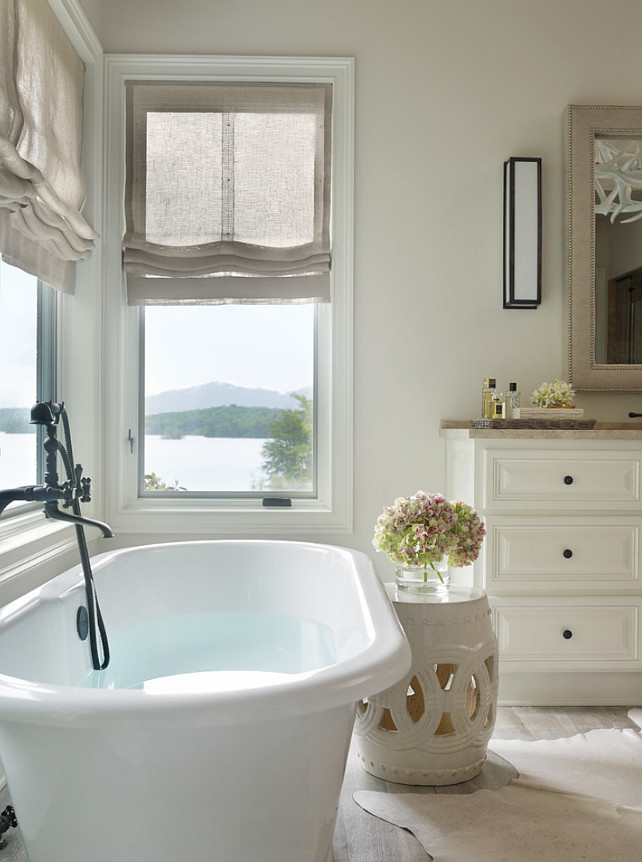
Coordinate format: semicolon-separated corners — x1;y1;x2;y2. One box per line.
395;557;451;592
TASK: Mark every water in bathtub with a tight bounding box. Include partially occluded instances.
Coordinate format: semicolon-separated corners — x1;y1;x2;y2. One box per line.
81;611;337;691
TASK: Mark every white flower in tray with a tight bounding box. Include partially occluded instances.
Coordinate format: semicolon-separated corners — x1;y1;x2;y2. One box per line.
530;379;576;409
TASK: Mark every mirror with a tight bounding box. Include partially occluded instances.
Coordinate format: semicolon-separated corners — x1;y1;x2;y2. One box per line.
565;104;642;390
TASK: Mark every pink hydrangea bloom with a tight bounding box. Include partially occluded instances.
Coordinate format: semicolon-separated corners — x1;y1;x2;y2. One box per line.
372;490;485;571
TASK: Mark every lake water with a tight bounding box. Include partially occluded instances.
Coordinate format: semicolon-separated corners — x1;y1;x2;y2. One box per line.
144;435;268;491
0;433;268;492
0;432;39;488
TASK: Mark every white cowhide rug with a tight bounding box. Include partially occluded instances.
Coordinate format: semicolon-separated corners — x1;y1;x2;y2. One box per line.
354;709;642;861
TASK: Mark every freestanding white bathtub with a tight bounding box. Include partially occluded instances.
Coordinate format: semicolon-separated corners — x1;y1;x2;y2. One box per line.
0;540;409;862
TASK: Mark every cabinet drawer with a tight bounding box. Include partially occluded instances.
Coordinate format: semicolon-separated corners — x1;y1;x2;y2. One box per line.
484;450;642;511
486;518;640;590
493;600;639;667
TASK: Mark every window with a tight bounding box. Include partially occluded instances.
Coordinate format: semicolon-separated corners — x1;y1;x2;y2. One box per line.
0;261;57;513
130;79;326;498
104;55;353;534
0;0;100;602
0;0;95;527
142;303;316;496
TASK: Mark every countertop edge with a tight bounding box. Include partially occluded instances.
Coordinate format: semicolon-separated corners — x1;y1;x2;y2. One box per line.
439;420;642;440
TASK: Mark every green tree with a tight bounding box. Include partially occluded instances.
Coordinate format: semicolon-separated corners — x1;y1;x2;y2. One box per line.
0;408;35;434
144;472;186;492
261;394;312;489
145;405;281;439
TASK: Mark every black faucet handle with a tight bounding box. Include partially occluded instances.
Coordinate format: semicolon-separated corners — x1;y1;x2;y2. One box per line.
72;464;91;503
80;476;92;503
60;481;75;508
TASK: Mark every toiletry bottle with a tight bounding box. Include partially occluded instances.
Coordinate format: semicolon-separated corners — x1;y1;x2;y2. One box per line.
490;389;506;420
482;378;496;418
491;400;505;419
507;382;521;419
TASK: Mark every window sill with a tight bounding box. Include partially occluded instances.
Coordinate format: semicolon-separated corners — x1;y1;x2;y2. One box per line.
107;494;352;536
0;511;80;605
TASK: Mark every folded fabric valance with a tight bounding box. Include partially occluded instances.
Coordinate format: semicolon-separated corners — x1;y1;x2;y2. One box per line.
0;0;97;292
124;80;332;305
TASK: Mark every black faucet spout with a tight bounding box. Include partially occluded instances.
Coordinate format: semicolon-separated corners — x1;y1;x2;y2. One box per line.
0;484;66;518
43;502;114;538
0;487;32;518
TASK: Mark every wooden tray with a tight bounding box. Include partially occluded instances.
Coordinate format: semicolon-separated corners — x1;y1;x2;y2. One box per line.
471;418;597;430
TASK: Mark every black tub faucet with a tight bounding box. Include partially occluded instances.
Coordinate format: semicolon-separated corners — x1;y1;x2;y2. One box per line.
0;401;113;670
42;501;114;538
0;401;114;537
0;483;68;517
0;479;113;537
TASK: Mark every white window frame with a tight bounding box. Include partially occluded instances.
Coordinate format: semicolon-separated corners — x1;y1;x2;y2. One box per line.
103;55;354;536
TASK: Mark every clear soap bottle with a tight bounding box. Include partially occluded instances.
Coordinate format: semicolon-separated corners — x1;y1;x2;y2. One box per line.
506;382;521;418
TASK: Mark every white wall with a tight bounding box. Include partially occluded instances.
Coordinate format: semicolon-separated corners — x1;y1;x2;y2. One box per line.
83;0;642;579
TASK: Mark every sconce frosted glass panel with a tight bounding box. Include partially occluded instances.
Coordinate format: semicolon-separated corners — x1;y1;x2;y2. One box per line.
503;157;542;308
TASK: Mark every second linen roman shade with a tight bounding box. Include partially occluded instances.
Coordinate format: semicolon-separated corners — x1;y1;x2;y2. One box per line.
124;80;333;305
0;0;97;292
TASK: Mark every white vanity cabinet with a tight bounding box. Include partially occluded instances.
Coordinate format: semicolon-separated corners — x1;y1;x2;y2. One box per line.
440;424;642;706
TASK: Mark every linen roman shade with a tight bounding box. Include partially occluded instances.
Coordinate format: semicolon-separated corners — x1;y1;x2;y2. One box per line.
0;0;97;293
124;81;332;305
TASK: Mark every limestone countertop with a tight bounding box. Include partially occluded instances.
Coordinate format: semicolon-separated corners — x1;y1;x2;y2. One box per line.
440;420;642;440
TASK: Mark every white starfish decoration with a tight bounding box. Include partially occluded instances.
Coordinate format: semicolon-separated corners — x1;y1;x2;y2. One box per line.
594;138;642;223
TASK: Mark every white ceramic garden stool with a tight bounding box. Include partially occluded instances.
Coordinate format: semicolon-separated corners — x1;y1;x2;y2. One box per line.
353;584;498;786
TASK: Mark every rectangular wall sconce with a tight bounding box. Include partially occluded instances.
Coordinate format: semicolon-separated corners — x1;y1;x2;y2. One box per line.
503;157;542;308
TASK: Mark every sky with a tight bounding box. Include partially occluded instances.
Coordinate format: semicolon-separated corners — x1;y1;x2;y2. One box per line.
1;260;315;409
0;262;38;409
144;303;315;396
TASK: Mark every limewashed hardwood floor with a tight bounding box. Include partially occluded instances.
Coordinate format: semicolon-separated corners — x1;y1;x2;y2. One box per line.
0;708;637;861
332;706;639;861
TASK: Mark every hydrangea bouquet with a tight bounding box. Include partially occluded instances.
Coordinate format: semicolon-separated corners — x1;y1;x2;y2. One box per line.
372;490;486;583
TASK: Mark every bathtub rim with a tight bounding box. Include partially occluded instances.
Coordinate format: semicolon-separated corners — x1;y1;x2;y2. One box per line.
0;540;410;729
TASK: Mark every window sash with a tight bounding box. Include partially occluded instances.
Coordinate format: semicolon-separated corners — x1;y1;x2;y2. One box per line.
35;279;58;480
137;304;318;499
0;269;57;513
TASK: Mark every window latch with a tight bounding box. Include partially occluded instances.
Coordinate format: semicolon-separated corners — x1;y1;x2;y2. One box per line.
127;429;135;454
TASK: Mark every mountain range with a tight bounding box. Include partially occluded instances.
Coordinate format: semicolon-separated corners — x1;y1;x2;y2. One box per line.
145;381;310;415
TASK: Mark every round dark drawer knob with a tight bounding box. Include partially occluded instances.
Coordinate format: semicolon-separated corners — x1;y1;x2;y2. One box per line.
563;548;573;559
563;475;574;485
563;629;573;639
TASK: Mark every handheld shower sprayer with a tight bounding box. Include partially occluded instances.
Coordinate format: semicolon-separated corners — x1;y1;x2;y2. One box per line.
29;400;63;426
